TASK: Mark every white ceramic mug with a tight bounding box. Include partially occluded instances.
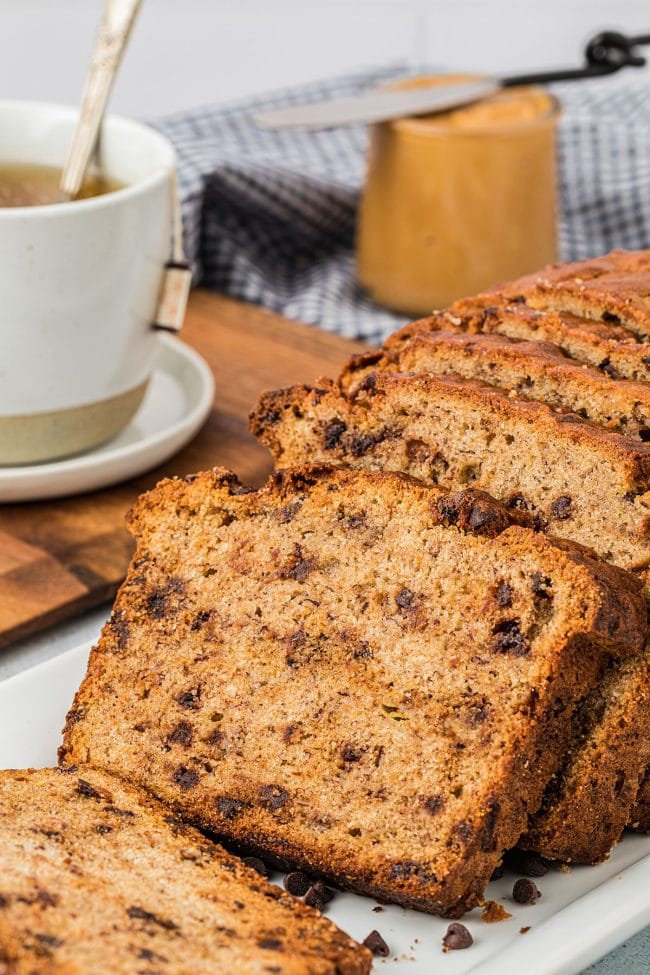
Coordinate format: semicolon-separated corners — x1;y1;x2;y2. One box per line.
0;101;176;465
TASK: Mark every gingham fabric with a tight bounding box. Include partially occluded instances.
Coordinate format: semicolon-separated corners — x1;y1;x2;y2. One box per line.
153;67;650;345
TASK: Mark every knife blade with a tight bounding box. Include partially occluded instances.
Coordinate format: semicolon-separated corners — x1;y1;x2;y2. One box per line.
253;78;501;130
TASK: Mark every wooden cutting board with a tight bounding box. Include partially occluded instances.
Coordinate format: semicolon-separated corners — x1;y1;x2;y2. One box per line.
0;291;366;649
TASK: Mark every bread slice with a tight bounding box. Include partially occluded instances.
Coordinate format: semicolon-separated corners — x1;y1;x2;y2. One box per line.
520;648;650;862
251;374;650;571
60;466;645;917
630;771;650;832
471;249;650;340
0;766;369;975
340;329;650;442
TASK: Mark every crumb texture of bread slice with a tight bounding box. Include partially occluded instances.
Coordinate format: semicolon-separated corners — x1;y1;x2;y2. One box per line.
250;374;650;571
340;329;650;443
519;647;650;862
61;466;645;917
0;766;370;975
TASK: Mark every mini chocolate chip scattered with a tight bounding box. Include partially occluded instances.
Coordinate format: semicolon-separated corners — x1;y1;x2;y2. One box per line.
549;495;572;520
310;881;333;904
242;856;268;877
495;581;513;608
511;851;549;878
513;878;542;904
363;930;390;957
442;922;473;951
283;871;311;897
531;573;552;599
303;887;326;911
372;905;384;913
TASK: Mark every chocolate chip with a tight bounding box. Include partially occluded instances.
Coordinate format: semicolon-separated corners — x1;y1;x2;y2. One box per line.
508;851;549;877
341;744;363;763
511;294;526;304
422;794;444;816
363;930;390;957
172;766;198;790
602;312;621;325
513;878;542;904
167;721;193;747
76;779;101;799
190;610;211;630
259;784;289;810
549;495;572;520
127;905;179;931
532;512;549;532
322;419;346;449
216;796;246;819
304;886;326;911
258;937;283;950
491;618;529;656
310;881;333;904
442;922;473;950
395;587;414;609
176;688;200;710
242;857;268;877
284;871;311;897
95;824;113;835
531;573;552;599
496;581;513;607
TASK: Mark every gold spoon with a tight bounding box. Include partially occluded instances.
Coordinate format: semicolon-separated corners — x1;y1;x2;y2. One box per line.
59;0;144;201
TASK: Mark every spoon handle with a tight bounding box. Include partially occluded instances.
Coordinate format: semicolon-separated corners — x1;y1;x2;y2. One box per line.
59;0;143;199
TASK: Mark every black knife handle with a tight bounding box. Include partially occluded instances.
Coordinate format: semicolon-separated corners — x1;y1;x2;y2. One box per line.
501;29;649;87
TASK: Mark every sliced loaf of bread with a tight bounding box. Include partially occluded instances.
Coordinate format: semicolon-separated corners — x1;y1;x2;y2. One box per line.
0;766;369;975
251;380;650;863
340;329;650;441
471;249;650;339
60;466;645;917
251;374;650;571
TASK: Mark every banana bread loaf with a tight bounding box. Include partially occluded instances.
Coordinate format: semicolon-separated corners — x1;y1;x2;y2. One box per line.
60;466;645;917
0;766;369;975
251;377;650;864
251;374;650;571
340;329;650;441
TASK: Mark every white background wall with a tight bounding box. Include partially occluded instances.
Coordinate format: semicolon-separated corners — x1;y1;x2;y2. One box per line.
0;0;648;118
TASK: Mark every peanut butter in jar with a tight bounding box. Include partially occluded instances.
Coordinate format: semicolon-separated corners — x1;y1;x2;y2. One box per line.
356;76;560;316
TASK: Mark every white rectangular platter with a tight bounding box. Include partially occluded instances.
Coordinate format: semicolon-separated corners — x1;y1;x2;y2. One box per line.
0;642;648;975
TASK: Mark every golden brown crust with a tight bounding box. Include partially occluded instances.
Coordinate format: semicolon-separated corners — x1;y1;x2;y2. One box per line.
340;329;650;442
60;466;644;916
520;648;650;862
475;249;650;341
0;766;370;975
250;373;650;571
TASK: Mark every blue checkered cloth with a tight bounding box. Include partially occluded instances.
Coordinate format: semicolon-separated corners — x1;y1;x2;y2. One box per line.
153;67;650;346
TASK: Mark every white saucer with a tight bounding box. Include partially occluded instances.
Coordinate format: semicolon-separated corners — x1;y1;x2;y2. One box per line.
0;336;215;503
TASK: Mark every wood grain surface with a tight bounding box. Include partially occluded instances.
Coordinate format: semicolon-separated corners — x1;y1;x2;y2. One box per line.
0;291;365;648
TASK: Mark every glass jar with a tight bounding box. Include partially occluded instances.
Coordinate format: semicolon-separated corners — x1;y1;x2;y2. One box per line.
356;76;561;315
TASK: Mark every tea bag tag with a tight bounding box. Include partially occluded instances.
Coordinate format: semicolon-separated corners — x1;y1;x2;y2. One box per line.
152;170;190;333
153;261;192;333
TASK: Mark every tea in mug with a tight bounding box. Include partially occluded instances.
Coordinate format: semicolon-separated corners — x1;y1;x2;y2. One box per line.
0;162;124;207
